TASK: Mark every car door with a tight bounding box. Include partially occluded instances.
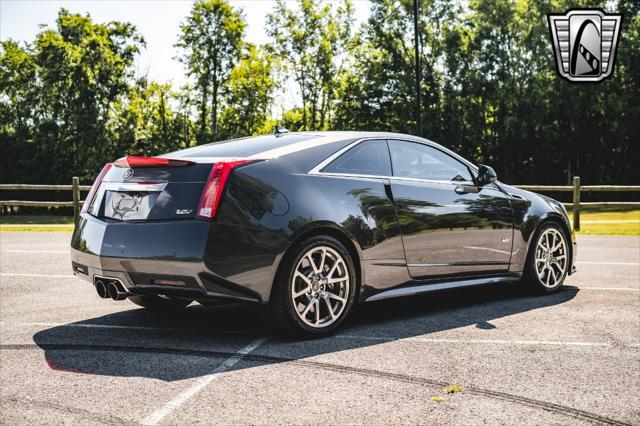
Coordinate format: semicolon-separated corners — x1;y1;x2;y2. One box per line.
314;139;410;292
387;139;514;279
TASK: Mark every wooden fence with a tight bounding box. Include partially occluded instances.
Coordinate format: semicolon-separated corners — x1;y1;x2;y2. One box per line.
0;176;638;231
516;177;640;230
0;178;91;221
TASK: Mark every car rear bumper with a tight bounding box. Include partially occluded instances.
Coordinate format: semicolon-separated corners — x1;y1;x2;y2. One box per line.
70;213;264;302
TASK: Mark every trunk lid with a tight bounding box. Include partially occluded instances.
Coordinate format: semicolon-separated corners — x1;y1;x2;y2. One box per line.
88;162;213;221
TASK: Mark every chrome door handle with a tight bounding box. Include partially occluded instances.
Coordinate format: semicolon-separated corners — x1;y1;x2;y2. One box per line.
455;185;478;194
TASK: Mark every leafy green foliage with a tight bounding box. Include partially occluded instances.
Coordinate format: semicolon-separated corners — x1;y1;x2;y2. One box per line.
0;0;638;187
177;0;246;143
1;9;145;183
335;0;639;184
267;0;354;130
219;45;275;138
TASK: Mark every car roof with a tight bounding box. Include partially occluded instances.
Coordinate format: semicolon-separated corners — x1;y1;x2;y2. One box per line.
164;131;417;160
162;131;474;170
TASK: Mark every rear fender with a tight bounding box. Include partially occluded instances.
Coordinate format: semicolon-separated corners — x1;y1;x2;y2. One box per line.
272;220;365;297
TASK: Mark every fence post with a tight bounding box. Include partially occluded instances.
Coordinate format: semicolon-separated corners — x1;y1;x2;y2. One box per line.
572;176;580;231
72;177;80;222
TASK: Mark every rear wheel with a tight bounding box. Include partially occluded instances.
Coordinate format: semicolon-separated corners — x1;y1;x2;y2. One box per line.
128;294;192;311
265;235;357;338
525;223;569;292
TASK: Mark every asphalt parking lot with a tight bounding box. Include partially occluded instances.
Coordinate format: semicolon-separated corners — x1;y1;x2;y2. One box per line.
0;232;638;425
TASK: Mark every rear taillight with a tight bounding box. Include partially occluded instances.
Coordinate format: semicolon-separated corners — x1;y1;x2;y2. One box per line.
198;160;253;219
81;163;112;214
113;156;194;168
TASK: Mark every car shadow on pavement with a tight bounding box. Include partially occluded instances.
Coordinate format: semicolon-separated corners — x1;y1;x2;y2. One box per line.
33;284;579;381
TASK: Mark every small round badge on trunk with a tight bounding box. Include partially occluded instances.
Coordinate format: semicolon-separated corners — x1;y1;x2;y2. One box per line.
123;169;134;181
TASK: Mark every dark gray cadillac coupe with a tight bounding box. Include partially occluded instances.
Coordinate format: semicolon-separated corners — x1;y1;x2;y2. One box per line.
71;131;576;337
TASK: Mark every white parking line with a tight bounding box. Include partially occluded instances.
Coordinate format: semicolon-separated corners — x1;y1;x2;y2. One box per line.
13;322;257;336
4;250;68;254
24;322;194;333
0;273;74;278
336;335;618;347
577;287;639;291
577;261;639;266
12;321;638;348
141;338;267;425
6;322;635;350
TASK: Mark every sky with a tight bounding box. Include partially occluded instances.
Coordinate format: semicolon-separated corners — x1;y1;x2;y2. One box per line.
0;0;371;100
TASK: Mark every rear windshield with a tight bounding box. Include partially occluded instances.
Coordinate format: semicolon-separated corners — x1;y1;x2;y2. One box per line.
170;134;320;158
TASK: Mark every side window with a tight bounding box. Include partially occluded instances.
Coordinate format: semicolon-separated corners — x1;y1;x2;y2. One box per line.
322;140;392;176
388;140;473;182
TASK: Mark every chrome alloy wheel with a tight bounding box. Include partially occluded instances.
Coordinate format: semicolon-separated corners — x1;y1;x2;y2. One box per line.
291;245;350;328
534;228;568;288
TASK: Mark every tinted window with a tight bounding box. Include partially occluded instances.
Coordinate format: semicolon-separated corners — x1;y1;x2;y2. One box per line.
171;134;319;158
322;140;391;176
388;140;473;182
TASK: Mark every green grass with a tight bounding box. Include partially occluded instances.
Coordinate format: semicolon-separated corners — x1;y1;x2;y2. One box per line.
0;215;74;232
444;384;464;394
1;208;638;235
568;207;640;235
0;215;74;225
0;225;74;232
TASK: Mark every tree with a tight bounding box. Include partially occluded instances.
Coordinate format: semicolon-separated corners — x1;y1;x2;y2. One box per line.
267;0;353;130
177;0;245;144
1;1;638;190
0;9;144;183
333;0;453;139
219;45;275;138
0;41;37;183
108;79;195;157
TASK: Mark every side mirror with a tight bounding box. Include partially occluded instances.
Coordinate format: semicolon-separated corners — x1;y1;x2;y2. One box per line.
477;165;497;186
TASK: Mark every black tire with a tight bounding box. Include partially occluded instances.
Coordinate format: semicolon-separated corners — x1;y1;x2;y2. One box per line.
263;234;358;338
128;294;192;311
524;222;570;293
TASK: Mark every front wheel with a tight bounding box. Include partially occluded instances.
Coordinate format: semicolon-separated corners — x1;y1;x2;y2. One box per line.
264;235;357;338
525;223;570;292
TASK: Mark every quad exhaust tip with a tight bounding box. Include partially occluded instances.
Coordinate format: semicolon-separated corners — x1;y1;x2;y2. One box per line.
95;280;108;299
95;277;128;300
107;281;128;301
